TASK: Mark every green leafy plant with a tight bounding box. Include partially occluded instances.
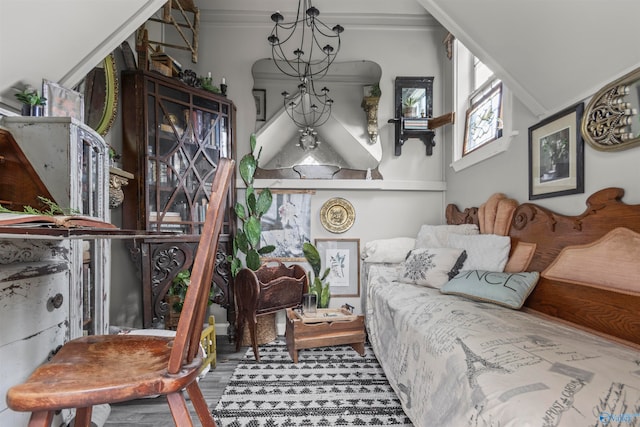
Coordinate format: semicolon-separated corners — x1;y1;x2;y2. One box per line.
403;95;418;107
302;242;331;308
370;84;381;97
168;270;191;312
0;196;79;216
200;76;221;94
15;87;47;106
228;133;275;276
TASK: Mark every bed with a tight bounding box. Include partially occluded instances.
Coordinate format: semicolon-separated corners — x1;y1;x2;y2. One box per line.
364;188;640;427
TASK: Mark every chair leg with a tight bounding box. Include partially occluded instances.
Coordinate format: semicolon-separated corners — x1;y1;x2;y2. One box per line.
186;381;217;427
166;391;194;427
248;318;260;362
235;311;245;352
74;407;93;427
28;411;54;427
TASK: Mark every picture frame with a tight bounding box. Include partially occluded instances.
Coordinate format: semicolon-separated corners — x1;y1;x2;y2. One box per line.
253;88;266;121
528;102;584;200
260;190;312;261
463;82;503;154
42;79;85;122
315;238;360;297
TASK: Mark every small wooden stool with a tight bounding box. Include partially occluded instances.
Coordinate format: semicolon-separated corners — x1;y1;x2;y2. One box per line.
284;308;366;363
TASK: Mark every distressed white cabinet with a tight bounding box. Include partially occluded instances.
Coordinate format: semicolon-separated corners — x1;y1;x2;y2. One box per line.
0;117;110;425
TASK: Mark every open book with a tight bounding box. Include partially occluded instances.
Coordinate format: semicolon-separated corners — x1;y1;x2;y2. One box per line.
0;212;116;229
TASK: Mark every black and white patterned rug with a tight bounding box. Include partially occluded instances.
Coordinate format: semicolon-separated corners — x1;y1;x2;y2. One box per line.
212;340;413;426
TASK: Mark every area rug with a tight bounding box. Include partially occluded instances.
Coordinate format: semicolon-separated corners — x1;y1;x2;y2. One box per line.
212;340;413;426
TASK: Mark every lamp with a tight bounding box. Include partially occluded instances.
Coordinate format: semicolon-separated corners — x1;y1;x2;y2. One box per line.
282;77;333;130
268;0;344;81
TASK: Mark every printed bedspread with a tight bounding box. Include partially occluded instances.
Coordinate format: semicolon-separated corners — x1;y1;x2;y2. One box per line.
365;264;640;427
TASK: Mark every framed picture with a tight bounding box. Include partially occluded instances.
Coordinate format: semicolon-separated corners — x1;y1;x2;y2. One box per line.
253;88;266;121
42;79;85;122
260;191;312;260
463;82;503;154
315;238;360;297
528;102;584;200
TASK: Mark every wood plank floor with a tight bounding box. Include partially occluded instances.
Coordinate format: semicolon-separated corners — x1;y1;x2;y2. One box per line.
104;336;246;426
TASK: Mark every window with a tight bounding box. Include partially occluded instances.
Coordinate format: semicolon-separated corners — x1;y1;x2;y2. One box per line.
452;41;513;171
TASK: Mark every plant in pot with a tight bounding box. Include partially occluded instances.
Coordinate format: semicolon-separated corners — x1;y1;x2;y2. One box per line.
302;241;331;308
228;133;275;275
165;269;217;330
15;87;47;117
402;95;418;118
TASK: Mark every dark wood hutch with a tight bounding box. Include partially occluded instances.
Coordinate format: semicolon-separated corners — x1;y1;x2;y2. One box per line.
121;70;236;330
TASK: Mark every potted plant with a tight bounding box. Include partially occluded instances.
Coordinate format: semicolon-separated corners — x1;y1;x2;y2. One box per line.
15;87;47;117
165;270;190;329
228;133;275;276
302;241;331;308
402;95;419;118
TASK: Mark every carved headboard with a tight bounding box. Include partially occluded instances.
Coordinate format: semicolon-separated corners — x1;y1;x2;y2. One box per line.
447;187;640;347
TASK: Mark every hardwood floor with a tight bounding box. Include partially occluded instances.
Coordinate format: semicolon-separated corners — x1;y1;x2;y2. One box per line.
104;336;246;426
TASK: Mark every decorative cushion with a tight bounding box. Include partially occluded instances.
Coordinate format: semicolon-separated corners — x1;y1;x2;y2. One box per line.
441;270;540;309
447;233;511;272
362;237;416;263
504;241;537;273
399;248;467;289
414;224;479;249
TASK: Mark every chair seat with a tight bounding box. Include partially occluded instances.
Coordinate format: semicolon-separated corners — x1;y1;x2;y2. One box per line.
6;334;202;412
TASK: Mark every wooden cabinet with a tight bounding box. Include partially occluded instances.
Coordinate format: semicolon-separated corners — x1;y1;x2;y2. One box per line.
0;118;110;426
121;70;236;329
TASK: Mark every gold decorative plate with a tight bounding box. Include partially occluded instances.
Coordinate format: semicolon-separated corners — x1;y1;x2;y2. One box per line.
320;197;355;233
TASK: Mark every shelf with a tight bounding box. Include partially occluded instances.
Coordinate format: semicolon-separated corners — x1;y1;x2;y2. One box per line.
246;179;446;192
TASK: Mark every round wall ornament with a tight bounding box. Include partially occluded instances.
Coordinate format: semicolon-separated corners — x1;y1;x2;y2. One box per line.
320;197;355;233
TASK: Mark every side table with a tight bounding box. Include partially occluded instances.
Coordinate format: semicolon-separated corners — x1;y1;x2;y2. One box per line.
284;308;366;363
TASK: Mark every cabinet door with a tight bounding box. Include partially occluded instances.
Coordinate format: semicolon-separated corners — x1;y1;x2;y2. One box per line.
146;80;231;235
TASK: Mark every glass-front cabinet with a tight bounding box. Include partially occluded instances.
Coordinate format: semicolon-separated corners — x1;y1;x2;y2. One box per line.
121;70;236;329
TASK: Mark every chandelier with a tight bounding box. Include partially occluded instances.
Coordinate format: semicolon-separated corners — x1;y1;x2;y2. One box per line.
268;0;344;81
282;77;333;130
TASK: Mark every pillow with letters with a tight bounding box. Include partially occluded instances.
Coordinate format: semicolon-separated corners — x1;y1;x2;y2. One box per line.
399;248;467;289
441;270;540;309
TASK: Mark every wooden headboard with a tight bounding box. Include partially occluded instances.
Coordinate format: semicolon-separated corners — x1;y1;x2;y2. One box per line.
447;187;640;347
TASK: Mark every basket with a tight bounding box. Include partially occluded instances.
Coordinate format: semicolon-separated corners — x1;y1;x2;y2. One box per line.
240;312;277;346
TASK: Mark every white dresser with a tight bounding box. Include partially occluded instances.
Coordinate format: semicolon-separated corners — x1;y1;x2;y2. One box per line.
0;117;110;426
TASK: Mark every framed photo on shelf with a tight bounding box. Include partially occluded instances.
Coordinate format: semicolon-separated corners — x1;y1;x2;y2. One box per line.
315;238;360;297
260;191;312;261
528;102;584;200
253;88;266;121
42;79;85;122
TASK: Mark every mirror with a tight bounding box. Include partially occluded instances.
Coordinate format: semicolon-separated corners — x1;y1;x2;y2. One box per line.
582;66;640;151
82;53;119;136
392;76;434;156
252;59;383;179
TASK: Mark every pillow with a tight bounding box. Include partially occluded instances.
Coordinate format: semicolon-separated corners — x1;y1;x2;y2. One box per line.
447;233;511;271
414;224;479;249
504;241;537;273
441;270;540;309
362;237;416;263
399;248;467;289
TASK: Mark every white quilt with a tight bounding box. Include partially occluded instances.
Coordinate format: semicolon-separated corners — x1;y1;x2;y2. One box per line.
365;264;640;427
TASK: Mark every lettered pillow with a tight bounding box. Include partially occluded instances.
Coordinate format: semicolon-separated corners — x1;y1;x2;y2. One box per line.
447;233;511;272
399;248;467;289
441;270;540;309
414;224;479;249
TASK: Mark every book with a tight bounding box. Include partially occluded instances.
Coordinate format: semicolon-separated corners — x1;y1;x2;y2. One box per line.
0;213;116;229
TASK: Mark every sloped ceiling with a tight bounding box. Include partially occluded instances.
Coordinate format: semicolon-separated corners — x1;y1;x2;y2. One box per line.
417;0;640;117
0;0;166;110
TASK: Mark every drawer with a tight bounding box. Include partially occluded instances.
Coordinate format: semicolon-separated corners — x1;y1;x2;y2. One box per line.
0;322;66;415
0;261;69;347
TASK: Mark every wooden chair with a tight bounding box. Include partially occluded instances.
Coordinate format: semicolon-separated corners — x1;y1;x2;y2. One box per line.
235;261;308;361
5;158;234;427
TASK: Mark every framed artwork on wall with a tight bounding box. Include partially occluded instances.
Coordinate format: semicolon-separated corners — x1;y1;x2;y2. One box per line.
315;238;360;297
42;79;85;122
528;102;584;200
260;190;312;261
253;88;266;121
